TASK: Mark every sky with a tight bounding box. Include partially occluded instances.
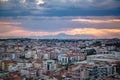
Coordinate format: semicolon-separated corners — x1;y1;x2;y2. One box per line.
0;0;120;39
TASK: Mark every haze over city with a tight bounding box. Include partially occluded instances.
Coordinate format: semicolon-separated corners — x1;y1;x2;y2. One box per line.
0;0;120;39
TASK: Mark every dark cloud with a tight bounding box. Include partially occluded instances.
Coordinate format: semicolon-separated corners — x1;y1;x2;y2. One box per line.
0;0;120;39
0;0;120;17
0;16;120;32
18;16;120;31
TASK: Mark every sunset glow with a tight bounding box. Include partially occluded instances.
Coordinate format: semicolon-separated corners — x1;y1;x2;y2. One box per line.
0;0;120;39
0;21;120;38
72;19;120;23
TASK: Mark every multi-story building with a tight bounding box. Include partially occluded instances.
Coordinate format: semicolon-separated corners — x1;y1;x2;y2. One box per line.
43;60;57;71
0;53;19;60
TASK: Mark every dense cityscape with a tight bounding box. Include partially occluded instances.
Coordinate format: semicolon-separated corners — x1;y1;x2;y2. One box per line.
0;0;120;80
0;38;120;80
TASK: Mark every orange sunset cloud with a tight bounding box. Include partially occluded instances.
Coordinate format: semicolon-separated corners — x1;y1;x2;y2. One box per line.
72;18;120;23
0;21;120;39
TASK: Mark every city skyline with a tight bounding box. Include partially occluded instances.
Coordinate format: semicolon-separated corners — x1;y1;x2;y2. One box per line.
0;0;120;39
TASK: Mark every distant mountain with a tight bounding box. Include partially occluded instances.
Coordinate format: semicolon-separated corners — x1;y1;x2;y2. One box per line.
1;33;114;39
38;33;97;39
1;34;119;39
39;33;72;39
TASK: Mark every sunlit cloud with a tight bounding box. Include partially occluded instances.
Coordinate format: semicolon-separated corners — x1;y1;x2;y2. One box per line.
20;0;26;4
65;28;120;37
0;22;120;39
72;18;120;23
35;0;44;5
0;22;21;25
0;22;22;34
0;0;9;2
0;15;120;39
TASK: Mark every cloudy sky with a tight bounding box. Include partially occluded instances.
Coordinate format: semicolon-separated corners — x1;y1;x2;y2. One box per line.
0;0;120;39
